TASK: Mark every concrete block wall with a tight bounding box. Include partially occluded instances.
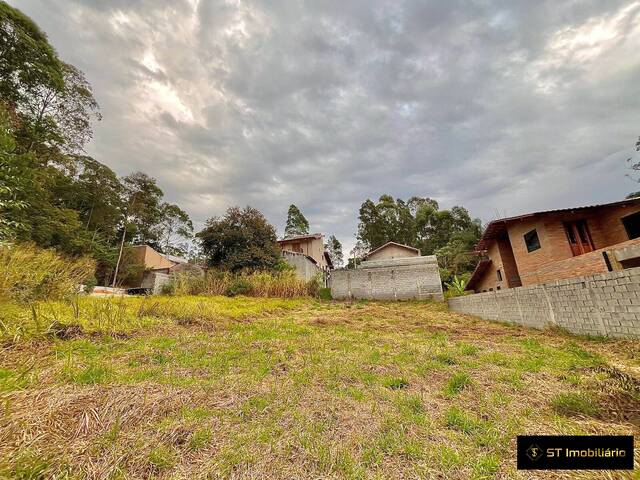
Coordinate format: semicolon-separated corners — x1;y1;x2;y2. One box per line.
330;256;443;301
448;267;640;338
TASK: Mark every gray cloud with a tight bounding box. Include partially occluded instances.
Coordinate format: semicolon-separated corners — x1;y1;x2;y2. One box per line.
13;0;640;253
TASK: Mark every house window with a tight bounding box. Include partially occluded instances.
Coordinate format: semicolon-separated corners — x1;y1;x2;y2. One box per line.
622;211;640;240
524;229;541;253
496;269;503;281
563;220;594;256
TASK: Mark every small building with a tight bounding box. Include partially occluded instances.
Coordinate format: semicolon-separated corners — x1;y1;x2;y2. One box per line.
363;241;421;261
330;241;443;301
123;245;203;293
467;198;640;293
277;233;332;281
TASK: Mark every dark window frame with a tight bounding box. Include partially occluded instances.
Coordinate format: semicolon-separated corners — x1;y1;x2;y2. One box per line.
496;269;503;281
622;211;640;240
524;229;541;253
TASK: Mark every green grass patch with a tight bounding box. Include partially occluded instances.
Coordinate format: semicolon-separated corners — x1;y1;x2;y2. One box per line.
551;392;598;416
443;372;471;397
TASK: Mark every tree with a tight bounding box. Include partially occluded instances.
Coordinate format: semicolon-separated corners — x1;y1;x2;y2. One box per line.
0;104;34;240
159;202;194;257
347;240;368;269
284;204;309;237
626;135;640;198
355;195;482;281
325;235;343;268
121;172;165;248
198;206;280;271
1;4;100;157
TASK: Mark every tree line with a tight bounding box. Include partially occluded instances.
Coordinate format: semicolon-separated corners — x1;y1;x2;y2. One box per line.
1;2;480;285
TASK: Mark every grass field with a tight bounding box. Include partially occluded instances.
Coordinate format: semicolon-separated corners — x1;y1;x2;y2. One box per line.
0;296;639;479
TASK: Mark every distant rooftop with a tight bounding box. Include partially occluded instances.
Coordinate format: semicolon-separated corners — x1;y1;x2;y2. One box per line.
278;233;323;242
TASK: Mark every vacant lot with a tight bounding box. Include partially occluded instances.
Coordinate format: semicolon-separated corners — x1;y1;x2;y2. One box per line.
0;296;639;479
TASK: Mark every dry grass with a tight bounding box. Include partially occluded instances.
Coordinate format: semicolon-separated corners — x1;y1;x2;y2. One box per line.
171;270;318;298
0;244;95;303
0;298;639;479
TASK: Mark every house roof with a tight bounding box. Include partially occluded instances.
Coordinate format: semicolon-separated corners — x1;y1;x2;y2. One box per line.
363;241;420;260
466;259;492;291
277;233;323;243
324;251;334;269
160;252;188;264
476;198;640;251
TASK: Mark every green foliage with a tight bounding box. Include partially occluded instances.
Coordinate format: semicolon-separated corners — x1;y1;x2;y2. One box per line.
325;234;343;268
225;278;253;297
198;206;280;272
355;195;481;279
318;287;332;301
551;392;598;416
0;243;95;302
0;5;194;283
444;275;468;298
443;372;471;396
384;377;410;390
284;204;309;237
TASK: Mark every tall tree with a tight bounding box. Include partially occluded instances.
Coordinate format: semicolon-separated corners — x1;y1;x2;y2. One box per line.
284;204;309;237
198;206;280;271
355;195;482;281
159;202;194;257
325;235;343;268
121;172;165;248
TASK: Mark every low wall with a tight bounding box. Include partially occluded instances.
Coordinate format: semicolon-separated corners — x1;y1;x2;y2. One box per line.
448;268;640;338
141;272;171;294
330;256;443;301
282;250;323;281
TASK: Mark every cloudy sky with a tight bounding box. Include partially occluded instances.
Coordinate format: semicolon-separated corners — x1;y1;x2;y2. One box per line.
14;0;640;252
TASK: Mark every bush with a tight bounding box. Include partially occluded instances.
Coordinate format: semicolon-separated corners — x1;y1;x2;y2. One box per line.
159;282;175;296
225;278;253;297
0;243;95;302
171;270;316;298
318;287;332;301
444;275;468;298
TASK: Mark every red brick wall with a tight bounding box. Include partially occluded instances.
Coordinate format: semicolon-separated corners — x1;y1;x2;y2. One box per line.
474;242;503;292
505;203;640;286
530;237;640;284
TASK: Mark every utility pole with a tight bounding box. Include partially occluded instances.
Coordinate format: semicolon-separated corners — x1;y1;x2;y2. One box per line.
111;225;127;288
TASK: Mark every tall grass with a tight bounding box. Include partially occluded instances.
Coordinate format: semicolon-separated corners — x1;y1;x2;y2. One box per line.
171;270;318;298
0;244;95;302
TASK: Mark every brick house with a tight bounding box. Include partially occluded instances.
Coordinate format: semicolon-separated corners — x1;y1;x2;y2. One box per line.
363;241;421;261
467;198;640;293
277;233;333;281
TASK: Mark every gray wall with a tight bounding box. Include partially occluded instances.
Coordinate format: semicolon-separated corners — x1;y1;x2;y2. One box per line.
282;251;323;281
448;268;640;338
330;256;443;301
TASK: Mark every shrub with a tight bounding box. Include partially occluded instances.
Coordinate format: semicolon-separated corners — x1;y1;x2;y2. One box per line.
0;243;95;302
159;282;174;296
171;270;315;298
318;287;332;300
444;275;468;298
225;278;253;297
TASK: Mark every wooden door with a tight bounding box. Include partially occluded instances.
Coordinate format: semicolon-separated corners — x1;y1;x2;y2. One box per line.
564;220;594;256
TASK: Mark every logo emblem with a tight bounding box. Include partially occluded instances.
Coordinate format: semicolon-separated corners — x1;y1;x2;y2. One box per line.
526;444;543;462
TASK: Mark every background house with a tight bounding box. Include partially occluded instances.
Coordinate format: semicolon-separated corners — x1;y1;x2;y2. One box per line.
467;198;640;292
330;241;443;300
123;245;203;292
277;233;332;281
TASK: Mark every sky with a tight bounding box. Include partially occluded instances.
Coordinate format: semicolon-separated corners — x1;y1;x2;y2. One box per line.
13;0;640;254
